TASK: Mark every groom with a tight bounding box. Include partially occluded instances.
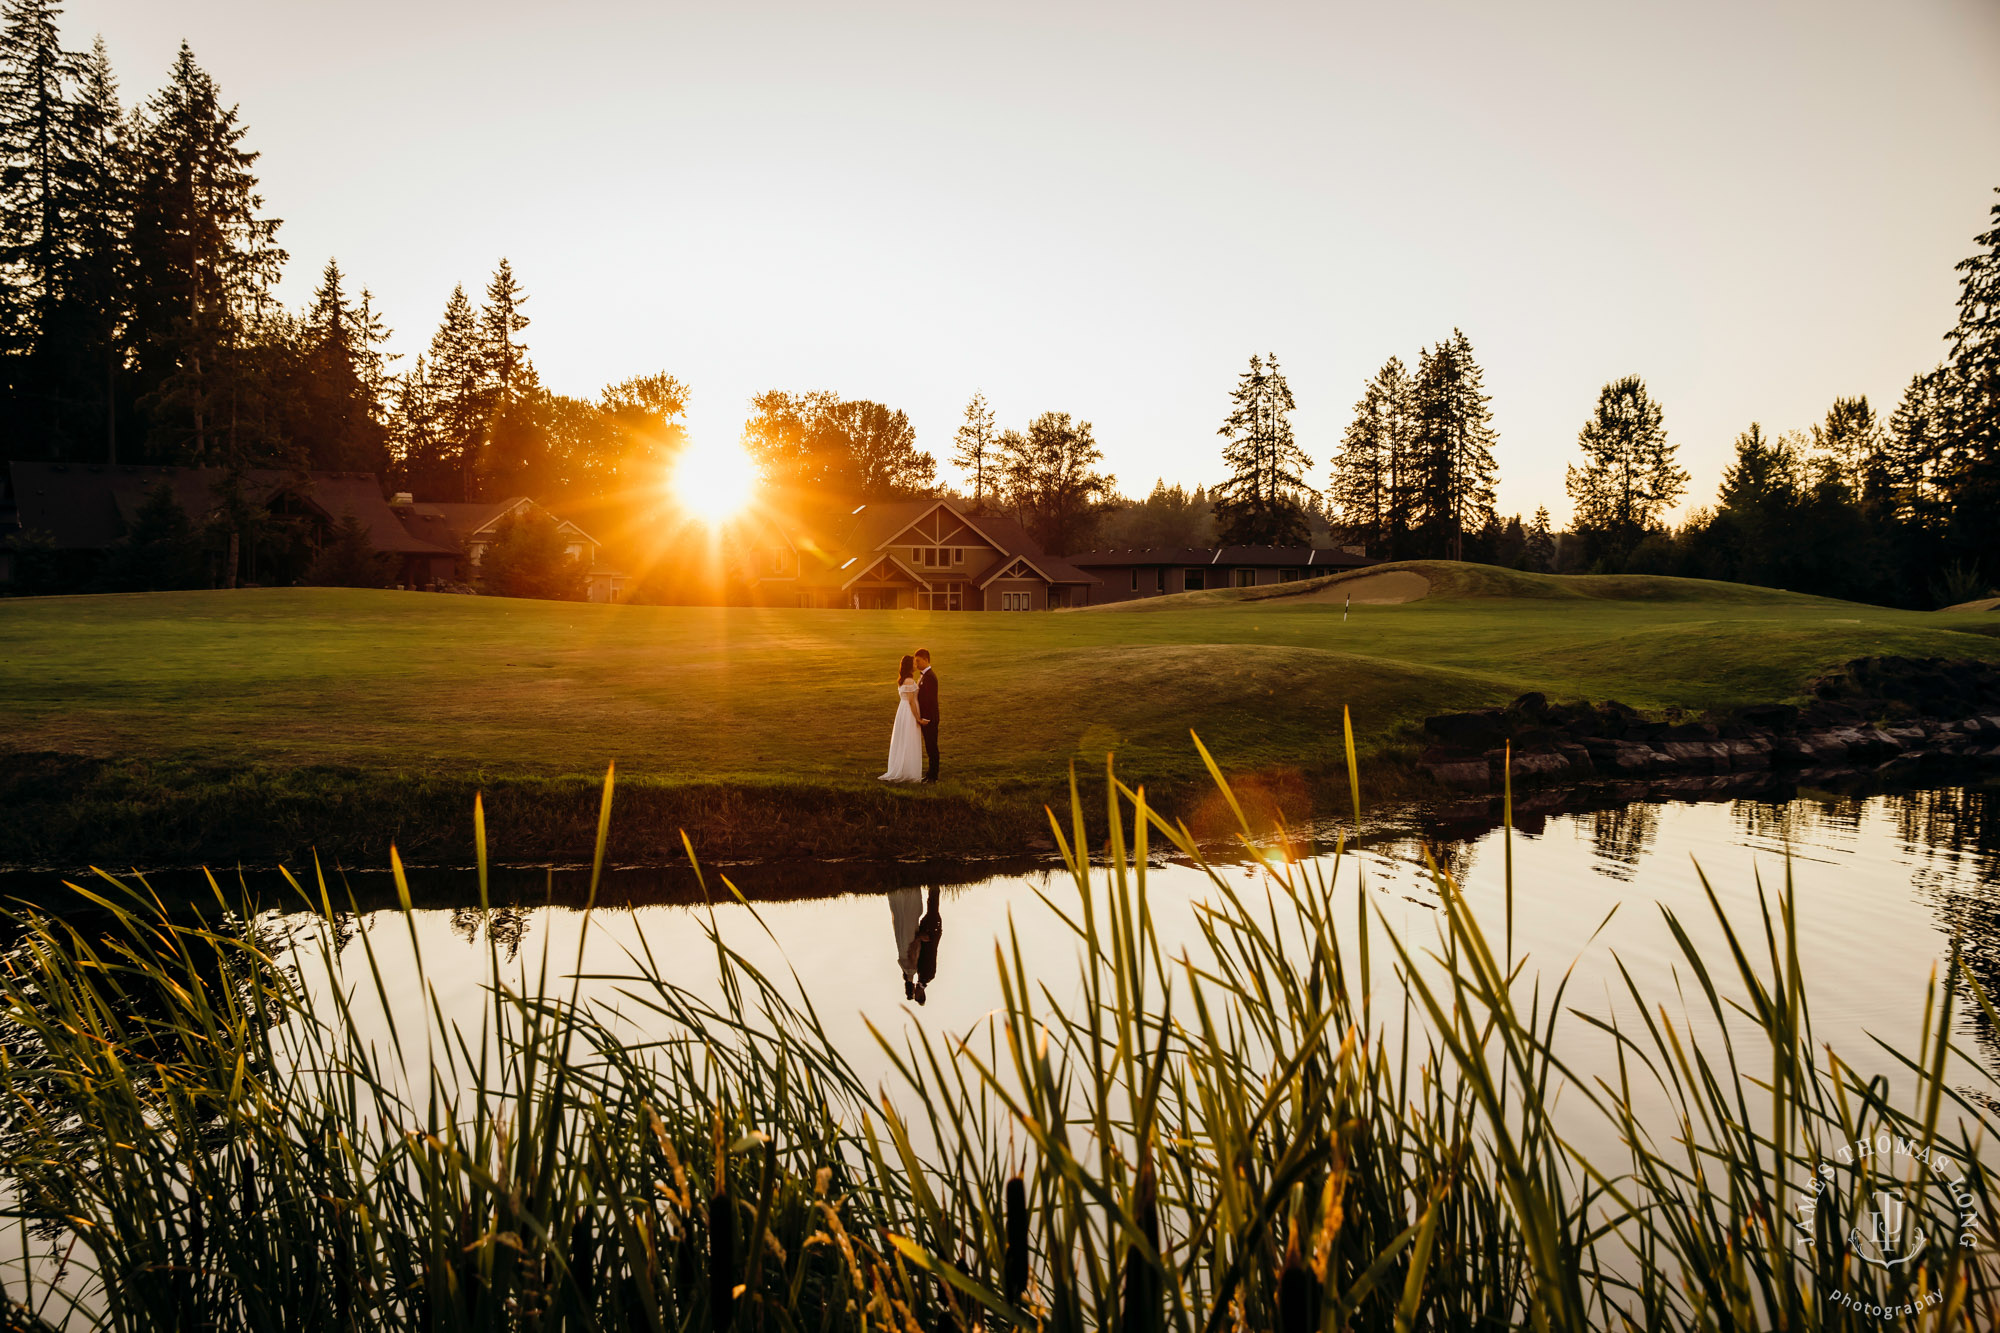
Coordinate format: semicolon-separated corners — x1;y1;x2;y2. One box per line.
914;648;940;783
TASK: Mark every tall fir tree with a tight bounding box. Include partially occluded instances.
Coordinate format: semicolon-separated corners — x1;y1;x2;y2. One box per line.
1811;395;1887;493
1408;330;1497;560
419;283;488;499
1944;188;2000;577
1524;506;1555;573
1886;367;1952;518
47;34;125;460
1214;352;1313;545
1564;375;1686;564
0;0;81;362
292;258;389;472
951;390;995;507
126;42;284;466
1329;355;1412;555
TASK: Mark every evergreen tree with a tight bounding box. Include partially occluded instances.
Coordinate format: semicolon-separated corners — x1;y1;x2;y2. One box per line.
1524;506;1555;573
1408;330;1497;560
479;509;585;601
951;390;995;507
1214;353;1313;545
302;512;389;587
480;257;528;401
1886;367;1952;515
1810;395;1886;492
1944;188;2000;578
388;353;461;499
0;0;81;361
1564;375;1686;564
47;35;125;460
1100;480;1214;549
126;42;284;466
293;258;389;472
1329;356;1412;556
418;284;488;499
97;479;205;589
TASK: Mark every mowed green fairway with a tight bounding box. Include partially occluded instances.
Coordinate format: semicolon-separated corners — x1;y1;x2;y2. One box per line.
6;560;1999;795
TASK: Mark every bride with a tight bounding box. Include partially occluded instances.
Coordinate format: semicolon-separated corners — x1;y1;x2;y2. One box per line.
879;654;926;783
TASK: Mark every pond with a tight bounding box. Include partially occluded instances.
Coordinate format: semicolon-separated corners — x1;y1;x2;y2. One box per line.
14;774;1998;1099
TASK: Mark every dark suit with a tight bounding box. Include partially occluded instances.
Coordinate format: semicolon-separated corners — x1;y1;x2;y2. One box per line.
916;666;940;781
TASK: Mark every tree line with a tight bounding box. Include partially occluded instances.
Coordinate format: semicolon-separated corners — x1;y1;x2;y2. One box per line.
0;4;686;510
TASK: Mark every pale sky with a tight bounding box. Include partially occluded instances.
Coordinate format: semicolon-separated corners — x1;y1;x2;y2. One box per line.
64;0;2000;522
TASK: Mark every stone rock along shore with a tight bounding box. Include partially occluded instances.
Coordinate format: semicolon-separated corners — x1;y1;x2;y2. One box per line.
1418;656;2000;793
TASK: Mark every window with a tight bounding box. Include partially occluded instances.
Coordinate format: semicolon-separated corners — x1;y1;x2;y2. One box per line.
1184;570;1205;591
1155;569;1165;593
1001;591;1033;611
1234;569;1257;588
922;547;939;567
1129;569;1139;591
919;590;963;611
952;547;964;564
1279;568;1300;582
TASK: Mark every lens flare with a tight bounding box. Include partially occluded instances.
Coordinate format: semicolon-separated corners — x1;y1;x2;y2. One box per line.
671;440;758;521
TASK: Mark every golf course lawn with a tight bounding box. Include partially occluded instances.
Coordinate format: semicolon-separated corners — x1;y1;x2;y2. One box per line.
4;560;1998;867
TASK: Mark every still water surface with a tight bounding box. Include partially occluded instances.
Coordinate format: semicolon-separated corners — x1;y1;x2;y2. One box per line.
248;779;2000;1112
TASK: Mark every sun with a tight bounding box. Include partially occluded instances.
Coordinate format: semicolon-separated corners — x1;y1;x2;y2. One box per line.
671;439;759;521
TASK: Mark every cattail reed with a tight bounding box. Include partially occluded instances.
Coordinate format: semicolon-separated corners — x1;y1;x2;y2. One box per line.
1002;1174;1028;1306
1117;1152;1159;1333
710;1112;734;1331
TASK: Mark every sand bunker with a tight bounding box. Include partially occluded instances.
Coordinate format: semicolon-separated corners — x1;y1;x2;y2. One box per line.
1280;570;1431;605
1940;596;2000;614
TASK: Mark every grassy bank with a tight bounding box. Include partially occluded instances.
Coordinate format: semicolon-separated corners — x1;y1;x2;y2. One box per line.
4;561;1998;866
0;756;1992;1329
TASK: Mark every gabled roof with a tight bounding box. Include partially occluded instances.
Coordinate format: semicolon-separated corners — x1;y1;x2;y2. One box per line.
839;550;934;591
409;497;605;552
960;512;1097;584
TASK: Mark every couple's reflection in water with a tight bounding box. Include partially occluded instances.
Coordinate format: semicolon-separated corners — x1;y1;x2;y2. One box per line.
888;885;944;1004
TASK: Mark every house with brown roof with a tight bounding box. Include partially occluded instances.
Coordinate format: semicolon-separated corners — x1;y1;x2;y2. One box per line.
1065;545;1377;604
389;494;626;603
0;461;627;599
1;461;459;587
734;498;1098;610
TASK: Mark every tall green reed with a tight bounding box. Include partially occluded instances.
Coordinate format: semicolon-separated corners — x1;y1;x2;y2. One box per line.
0;723;1990;1331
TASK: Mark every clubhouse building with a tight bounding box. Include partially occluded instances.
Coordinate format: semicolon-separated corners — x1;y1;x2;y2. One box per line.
741;498;1099;610
721;498;1378;610
1064;545;1377;603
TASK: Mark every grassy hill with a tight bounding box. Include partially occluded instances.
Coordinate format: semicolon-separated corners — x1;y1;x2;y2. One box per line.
4;561;1997;866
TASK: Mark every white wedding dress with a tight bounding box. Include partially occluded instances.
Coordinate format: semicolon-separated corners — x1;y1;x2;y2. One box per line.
880;679;925;782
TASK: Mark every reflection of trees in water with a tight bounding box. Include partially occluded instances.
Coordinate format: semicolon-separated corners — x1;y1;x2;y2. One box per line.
1582;804;1659;881
1730;792;1869;850
1888;785;2000;857
446;904;532;960
1882;786;2000;1064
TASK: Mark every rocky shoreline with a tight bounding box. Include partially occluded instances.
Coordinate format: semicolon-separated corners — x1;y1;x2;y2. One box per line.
1420;655;2000;793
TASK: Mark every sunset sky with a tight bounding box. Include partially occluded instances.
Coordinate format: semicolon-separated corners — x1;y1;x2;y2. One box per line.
63;0;2000;522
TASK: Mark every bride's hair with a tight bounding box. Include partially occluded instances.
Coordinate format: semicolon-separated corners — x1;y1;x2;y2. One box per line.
898;653;915;683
